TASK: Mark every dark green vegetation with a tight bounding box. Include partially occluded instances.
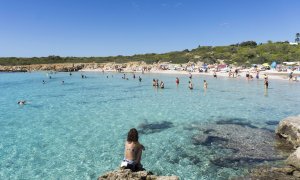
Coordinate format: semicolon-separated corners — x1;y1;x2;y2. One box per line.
1;41;300;66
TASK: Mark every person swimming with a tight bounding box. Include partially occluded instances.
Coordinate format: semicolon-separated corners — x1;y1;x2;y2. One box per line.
213;71;217;78
42;80;46;84
18;100;26;105
139;76;142;82
62;81;64;84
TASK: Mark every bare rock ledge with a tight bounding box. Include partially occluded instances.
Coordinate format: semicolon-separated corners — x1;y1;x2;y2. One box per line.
98;168;179;180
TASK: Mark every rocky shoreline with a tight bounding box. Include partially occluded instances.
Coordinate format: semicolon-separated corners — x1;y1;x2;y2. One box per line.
98;168;179;180
244;116;300;179
0;63;87;72
0;62;152;72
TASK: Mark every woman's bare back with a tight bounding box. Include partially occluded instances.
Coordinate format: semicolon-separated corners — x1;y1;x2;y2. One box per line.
124;141;142;164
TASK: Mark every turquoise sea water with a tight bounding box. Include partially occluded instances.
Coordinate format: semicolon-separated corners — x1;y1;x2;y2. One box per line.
0;72;299;179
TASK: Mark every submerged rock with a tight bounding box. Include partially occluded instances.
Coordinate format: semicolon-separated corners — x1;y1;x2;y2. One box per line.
241;166;298;180
276;116;300;148
191;122;284;167
215;118;258;129
240;116;300;179
138;121;173;134
98;168;179;180
265;120;279;126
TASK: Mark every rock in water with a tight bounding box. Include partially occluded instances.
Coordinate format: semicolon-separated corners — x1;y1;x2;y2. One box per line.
276;116;300;148
243;166;298;180
98;168;179;180
191;123;284;167
286;147;300;169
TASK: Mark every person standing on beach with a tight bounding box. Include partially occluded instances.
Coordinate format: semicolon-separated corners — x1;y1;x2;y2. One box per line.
235;69;239;76
228;70;232;78
121;128;145;172
256;71;260;79
246;71;250;80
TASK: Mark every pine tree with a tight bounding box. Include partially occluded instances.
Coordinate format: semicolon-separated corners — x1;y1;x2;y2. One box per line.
295;33;300;43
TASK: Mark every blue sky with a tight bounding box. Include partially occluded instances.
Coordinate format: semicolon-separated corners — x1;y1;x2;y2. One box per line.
0;0;299;57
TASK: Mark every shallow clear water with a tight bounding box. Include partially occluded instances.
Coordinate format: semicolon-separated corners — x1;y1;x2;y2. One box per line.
0;72;299;179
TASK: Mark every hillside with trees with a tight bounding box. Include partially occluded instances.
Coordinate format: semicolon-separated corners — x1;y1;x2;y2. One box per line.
1;41;300;66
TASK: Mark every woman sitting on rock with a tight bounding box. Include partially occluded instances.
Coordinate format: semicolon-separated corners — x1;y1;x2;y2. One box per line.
121;128;145;171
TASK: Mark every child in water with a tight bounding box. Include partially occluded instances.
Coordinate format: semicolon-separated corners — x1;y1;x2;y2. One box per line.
203;80;208;89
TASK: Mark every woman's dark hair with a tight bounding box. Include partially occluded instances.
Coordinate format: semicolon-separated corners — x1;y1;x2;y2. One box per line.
127;128;139;142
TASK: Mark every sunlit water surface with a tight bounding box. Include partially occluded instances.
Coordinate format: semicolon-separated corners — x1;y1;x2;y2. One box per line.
0;72;299;179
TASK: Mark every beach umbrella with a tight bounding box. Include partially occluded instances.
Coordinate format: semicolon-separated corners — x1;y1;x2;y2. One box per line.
262;63;269;67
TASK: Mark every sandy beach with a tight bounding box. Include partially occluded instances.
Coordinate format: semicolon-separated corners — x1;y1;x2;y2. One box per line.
80;67;300;81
